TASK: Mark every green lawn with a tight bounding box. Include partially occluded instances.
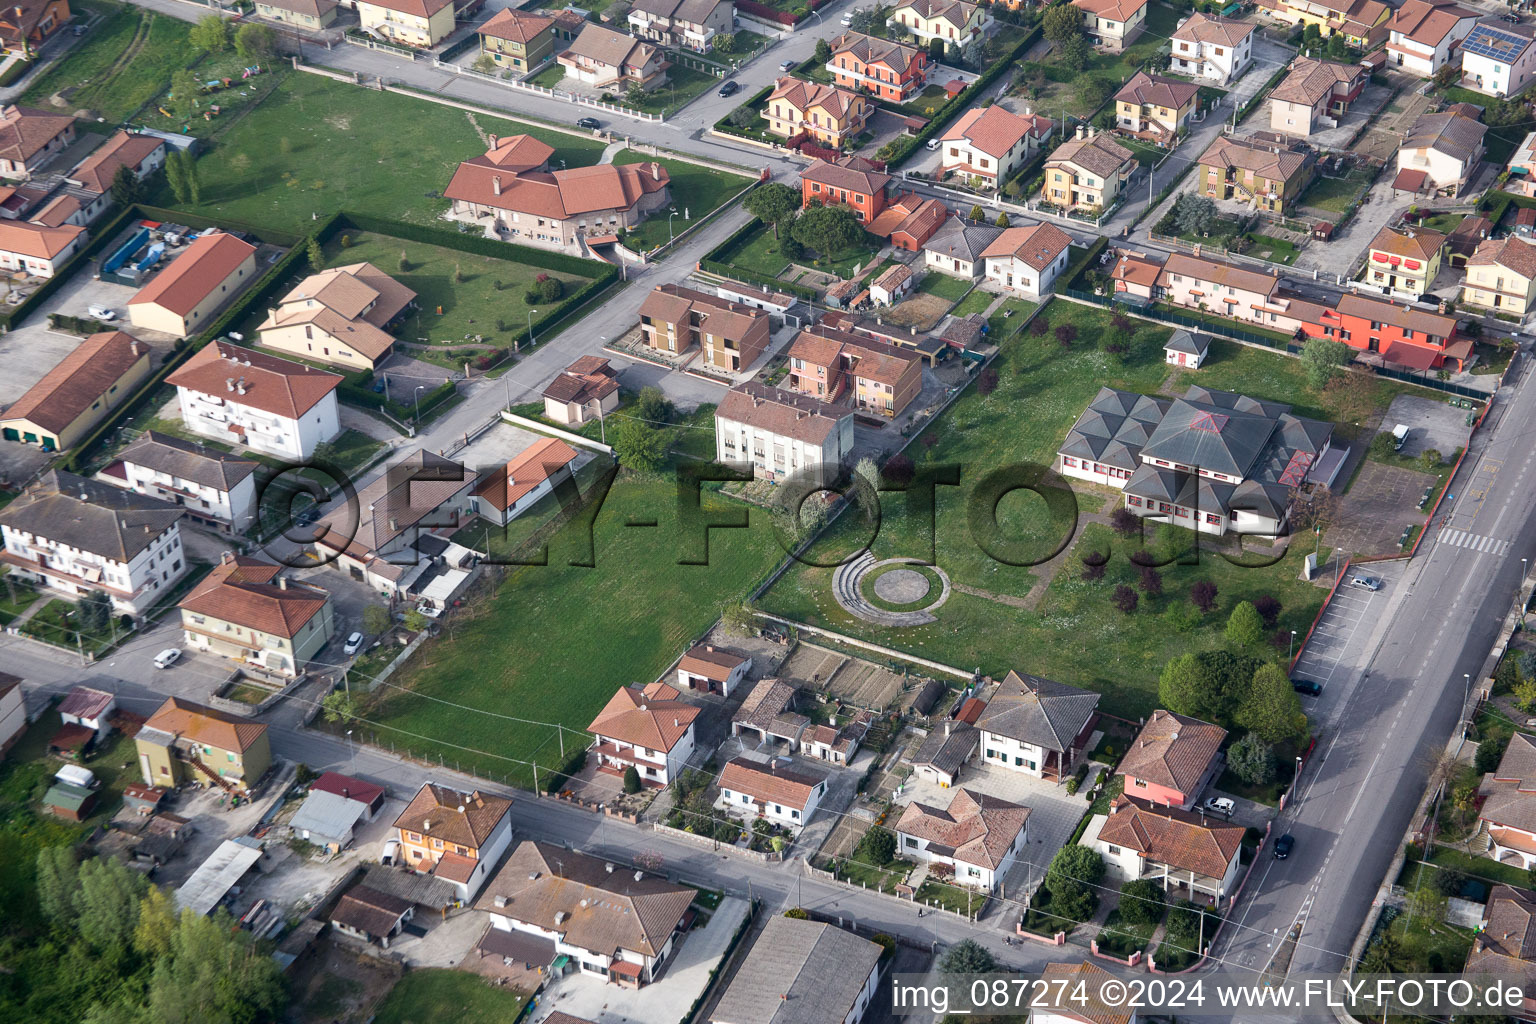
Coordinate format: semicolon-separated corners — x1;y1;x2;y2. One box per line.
21;599;124;653
623;64;720;115
832;855;912;893
917;272;972;302
1298;168;1375;214
359;468;783;787
1150;302;1299;345
21;0;196;122
916;877;985;916
1097;906;1161;957
987;298;1038;338
1419;211;1465;234
720;220;790;278
156;73;609;233
756;300;1394;718
1424;845;1536;889
453;455;613;561
373;970;528;1024
142;55;289;140
529;64;565;88
321;231;590;367
1122;138;1166;168
1245;232;1299;266
614;149;752;250
950;287;995;318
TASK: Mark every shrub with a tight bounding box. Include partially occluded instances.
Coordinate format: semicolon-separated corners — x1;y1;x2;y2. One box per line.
1029;317;1048;336
623;766;641;793
524;288;541;305
784;907;810;919
1226;601;1264;646
538;276;564;302
1118;878;1167;926
1190;580;1218;613
855;826;897;866
1253;594;1282;627
1228;733;1276;786
1112;585;1138;614
1138;566;1163;596
1109;508;1140;537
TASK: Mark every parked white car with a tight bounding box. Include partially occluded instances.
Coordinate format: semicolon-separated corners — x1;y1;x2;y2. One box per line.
1203;796;1236;816
87;305;117;321
343;631;364;655
153;648;181;669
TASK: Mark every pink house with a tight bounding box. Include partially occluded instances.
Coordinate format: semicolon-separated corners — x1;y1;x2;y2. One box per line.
1116;709;1226;810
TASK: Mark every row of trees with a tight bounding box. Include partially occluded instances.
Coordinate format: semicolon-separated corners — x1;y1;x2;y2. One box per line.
743;183;869;261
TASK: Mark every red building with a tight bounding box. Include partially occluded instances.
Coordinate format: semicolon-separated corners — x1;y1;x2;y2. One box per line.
1297;292;1470;371
799;156;892;223
867;192;947;251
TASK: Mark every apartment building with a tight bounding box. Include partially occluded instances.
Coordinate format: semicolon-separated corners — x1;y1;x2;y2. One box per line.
783;325;922;417
715;380;855;486
638;283;772;371
166;342;342;461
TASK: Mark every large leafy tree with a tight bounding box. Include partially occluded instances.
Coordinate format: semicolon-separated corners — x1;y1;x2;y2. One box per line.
791;202;866;259
1238;662;1308;745
1173;193;1216;237
613;418;669;470
1228;733;1277;786
939;938;997;974
1301;336;1351;388
234;22;278;60
1225;600;1264;647
189;15;230;51
1159;649;1259;726
1042;3;1082;41
744;182;801;238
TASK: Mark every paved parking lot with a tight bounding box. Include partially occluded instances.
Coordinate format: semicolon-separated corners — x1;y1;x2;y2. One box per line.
1326;460;1437;556
1290;568;1394;692
1383;393;1475;461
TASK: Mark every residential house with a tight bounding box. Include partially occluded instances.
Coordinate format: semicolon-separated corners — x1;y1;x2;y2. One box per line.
887;0;987;51
1090;795;1245;903
0;330;151;451
542;355;619;425
1364;224;1445;298
1480;731;1536;870
975;670;1100;781
586;681;698;787
710;916;883;1024
1300;292;1469;370
895;787;1030;890
1072;0;1148;51
128;231;259;339
1386;0;1481;76
476;840;693;985
67;130;167;195
477;9;556;72
1117;709;1227;810
676;643;751;696
718;755;828;829
1035;961;1139;1024
924;218;1002;278
0;0;71;56
716;380;856;485
257;261;417;372
1163;330;1212;368
392;782;514;901
1058;384;1336;536
256;0;338;29
1463;885;1536;1020
469;437;579;527
1197;134;1315;214
135;697;270;794
0;470;186;615
0;673;23;757
0;219;84;277
291;789;375;853
783;325;923;417
730;680;801;746
1150;251;1315;335
765;77;871;148
799;156;892;222
445;137;671;256
829;31;931;103
1394;109;1486;196
1463;234;1536;318
980;222;1074;298
311;771;388;816
1256;0;1387;49
312;450;478;596
1114;72;1200;145
355;0;457;47
1461;20;1536;97
178;554;336;678
1447;212;1493;264
1269;56;1368;136
869;262;914;306
1110;248;1164;301
547;6;584;45
941;105;1053;187
108;430;259;533
627;0;732;52
911;716;980;787
800;714;870;765
1042;127;1136;213
638;283;772;371
166;342;342;461
1169;14;1256;84
558;24;667;90
866;191;948;251
331;886;414;947
56;686;115;746
0;105;74;179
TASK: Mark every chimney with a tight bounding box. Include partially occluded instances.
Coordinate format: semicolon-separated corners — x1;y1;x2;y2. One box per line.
605;862;615;873
236;378;247;395
221;551;232;565
494;894;509;907
674;717;679;727
423;818;432;831
635;869;644;881
226;377;235;392
1076;124;1086;140
492;175;502;196
1087;126;1097;138
651;161;661;180
488;134;498;150
130;340;140;357
278;576;288;590
945;720;953;737
388;517;398;532
705;644;714;652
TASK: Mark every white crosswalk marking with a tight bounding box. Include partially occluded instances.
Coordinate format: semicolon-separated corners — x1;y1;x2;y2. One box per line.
1439;528;1511;556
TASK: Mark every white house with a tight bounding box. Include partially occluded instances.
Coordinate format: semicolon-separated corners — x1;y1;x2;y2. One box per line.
0;220;85;278
0;674;23;758
1394;110;1487;197
56;686;116;743
1386;0;1481;77
869;262;914;306
718;756;828;830
716;381;856;487
975;671;1100;781
1168;13;1254;84
0;470;186;616
981;222;1074;298
110;430;259;533
1087;795;1244;904
476;840;695;986
468;437;578;527
166;341;342;462
939;105;1053;188
711;917;884;1024
895;787;1030;891
1460;20;1536;98
1163;330;1211;368
923;218;1003;279
1479;732;1536;870
586;681;699;787
675;643;751;696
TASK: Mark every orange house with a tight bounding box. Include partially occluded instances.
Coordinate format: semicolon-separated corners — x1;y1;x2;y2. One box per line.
828;32;931;103
799;156;892;223
392;783;514;902
0;0;70;55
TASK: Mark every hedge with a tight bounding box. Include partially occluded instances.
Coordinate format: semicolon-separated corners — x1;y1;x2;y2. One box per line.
704;215;775;265
135;205;305;247
338;211;611;277
712;84;776;141
1057;236;1110;294
699;259;819;300
884;25;1042;169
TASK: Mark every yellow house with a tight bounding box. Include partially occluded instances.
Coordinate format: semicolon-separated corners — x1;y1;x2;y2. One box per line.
1258;0;1389;49
1463;236;1536;318
1364;225;1445;299
0;330;151;451
477;8;556;72
1042;127;1135;213
1113;71;1200;144
135;697;271;795
178;554;336;678
887;0;987;50
765;77;871;148
356;0;456;47
257;261;417;372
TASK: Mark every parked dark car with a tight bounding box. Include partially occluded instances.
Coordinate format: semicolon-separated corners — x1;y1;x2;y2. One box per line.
1274;833;1295;859
718;80;740;97
1293;679;1323;697
576;116;602;130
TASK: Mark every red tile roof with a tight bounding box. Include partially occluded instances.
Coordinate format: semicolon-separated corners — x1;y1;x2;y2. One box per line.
1116;709;1227;795
478;8;555;43
895;787;1029;869
719;756;826;811
178;555;330;639
310;772;386;808
167;342;342;420
70;131;165;193
128;232;256;317
393;783;512;848
0;330;147;434
143;696;267;754
587;682;699;753
1096;796;1244;879
470;437;578;512
445;159;669;219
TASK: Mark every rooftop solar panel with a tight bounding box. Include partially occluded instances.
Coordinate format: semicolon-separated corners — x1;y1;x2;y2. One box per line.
1463;25;1531;61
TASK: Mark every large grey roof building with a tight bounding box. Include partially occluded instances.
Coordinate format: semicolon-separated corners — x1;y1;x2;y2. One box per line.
710;915;884;1024
976;671;1100;754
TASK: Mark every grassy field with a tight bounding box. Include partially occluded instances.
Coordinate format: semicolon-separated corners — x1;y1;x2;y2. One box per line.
373;970;528;1024
1245;232;1299;266
21;0;195;122
623;64;720;116
141;55;289;140
756;300;1401;717
321;231;590;366
613;149;752;250
529;64;564;88
917;272;973;302
950;288;995;318
1298;168;1375;214
158;73;609;233
713;215;879;281
358;468;783;786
